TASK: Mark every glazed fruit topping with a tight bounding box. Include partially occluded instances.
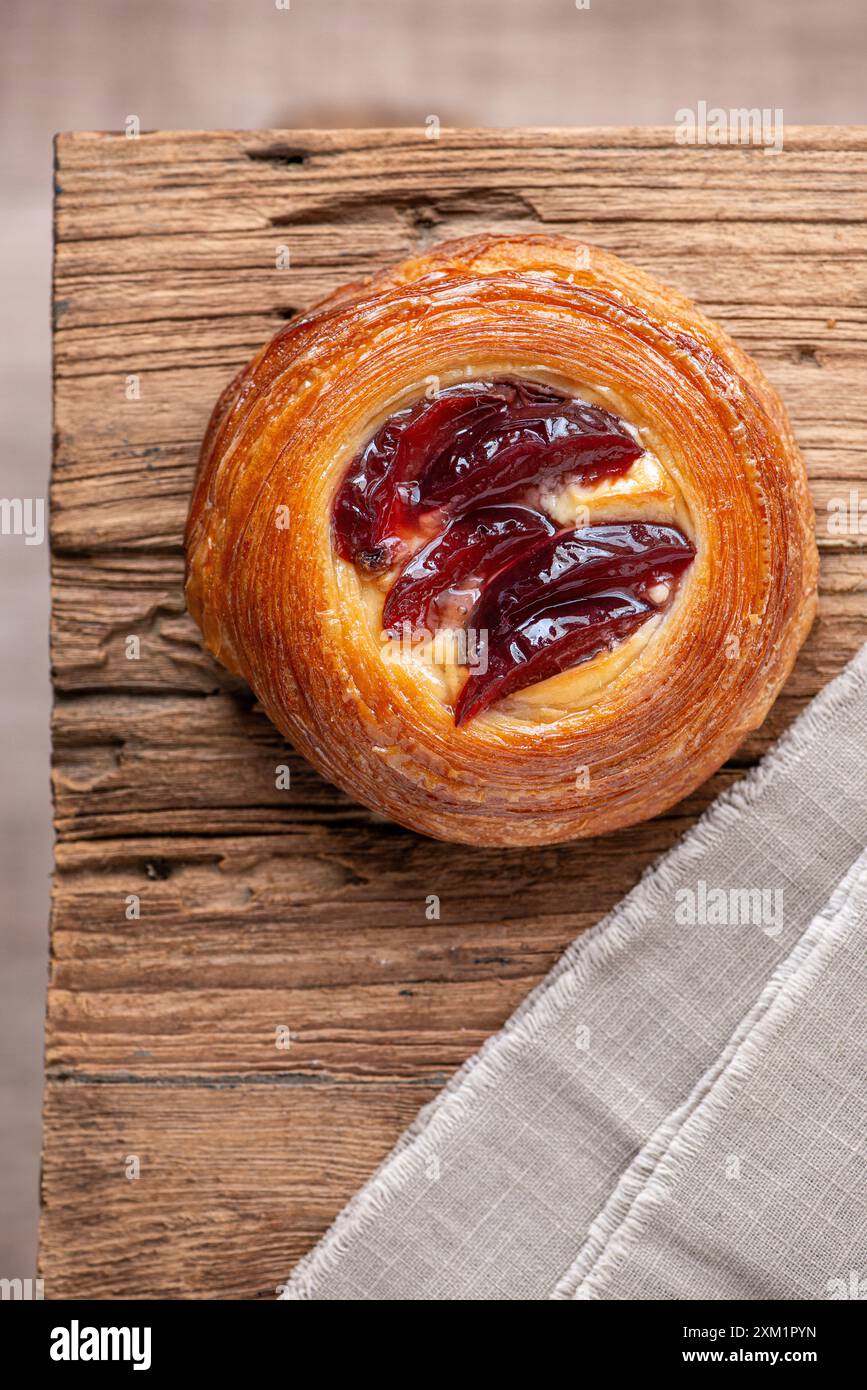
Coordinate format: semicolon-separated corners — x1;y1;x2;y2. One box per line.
332;379;642;571
382;504;557;633
332;379;695;722
454;522;696;723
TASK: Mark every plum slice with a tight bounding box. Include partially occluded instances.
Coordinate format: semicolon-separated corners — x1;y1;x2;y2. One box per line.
455;522;695;724
382;504;557;634
332;379;642;570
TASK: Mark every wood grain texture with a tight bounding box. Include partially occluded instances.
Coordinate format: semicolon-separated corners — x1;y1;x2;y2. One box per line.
44;126;867;1298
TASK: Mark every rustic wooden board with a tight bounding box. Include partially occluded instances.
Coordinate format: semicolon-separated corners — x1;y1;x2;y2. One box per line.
43;127;867;1299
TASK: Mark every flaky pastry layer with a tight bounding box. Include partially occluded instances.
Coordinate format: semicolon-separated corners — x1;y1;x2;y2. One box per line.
185;234;818;846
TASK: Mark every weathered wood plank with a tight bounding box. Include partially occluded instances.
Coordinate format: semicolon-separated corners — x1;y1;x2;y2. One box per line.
39;1080;436;1300
45;979;526;1080
45;127;867;1299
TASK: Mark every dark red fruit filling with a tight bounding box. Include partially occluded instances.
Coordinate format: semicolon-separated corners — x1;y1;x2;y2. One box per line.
332;380;695;723
382;504;557;633
454;522;695;724
332;379;642;572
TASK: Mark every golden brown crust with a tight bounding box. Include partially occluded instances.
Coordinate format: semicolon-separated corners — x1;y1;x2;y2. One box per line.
185;233;818;846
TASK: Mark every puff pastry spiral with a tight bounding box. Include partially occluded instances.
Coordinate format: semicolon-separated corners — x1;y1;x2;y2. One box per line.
186;234;817;847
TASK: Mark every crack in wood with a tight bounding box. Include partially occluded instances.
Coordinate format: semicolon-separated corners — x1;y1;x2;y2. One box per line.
244;145;310;167
268;187;537;229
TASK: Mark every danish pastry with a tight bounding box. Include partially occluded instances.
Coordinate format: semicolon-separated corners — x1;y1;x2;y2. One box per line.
185;234;817;846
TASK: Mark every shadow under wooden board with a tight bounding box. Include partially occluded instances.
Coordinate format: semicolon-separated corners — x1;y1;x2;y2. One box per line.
44;127;867;1299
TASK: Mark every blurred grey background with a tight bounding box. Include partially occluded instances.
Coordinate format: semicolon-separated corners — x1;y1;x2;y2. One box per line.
1;0;865;1281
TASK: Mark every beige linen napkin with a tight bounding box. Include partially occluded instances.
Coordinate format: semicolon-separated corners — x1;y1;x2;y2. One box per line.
282;646;867;1301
